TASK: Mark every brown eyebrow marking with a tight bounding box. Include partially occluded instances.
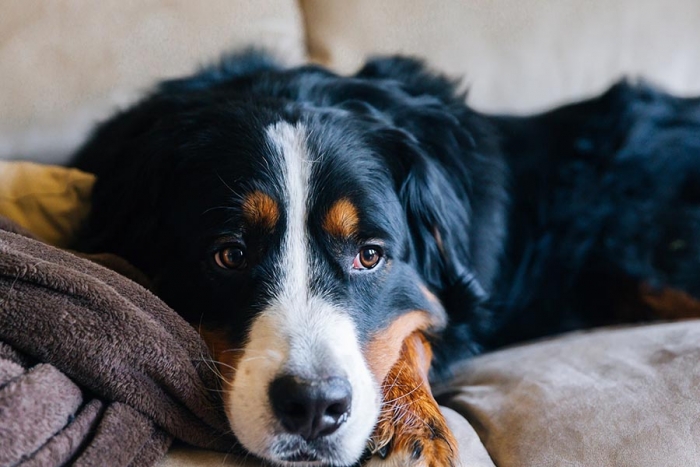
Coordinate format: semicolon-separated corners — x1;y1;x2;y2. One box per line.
323;198;359;238
242;190;279;230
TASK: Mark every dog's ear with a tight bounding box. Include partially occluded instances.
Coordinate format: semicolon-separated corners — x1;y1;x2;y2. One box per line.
358;56;508;320
374;124;507;369
385;133;493;315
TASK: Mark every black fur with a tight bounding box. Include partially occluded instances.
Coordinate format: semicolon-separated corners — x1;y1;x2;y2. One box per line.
487;82;700;348
72;51;700;380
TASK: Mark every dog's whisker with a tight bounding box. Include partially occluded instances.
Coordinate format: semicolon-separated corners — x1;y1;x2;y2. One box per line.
382;380;425;404
193;357;235;376
219;348;265;354
193;355;227;381
207;359;238;372
381;364;408;394
214;171;240;197
201;205;237;215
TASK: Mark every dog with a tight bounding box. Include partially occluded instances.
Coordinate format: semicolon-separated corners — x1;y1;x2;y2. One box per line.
71;50;700;466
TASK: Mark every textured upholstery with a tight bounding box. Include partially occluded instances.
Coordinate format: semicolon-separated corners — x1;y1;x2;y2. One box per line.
0;0;306;164
3;2;699;466
302;0;700;113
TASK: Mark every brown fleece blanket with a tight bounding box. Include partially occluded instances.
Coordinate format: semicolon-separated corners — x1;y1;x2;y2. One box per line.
0;216;237;466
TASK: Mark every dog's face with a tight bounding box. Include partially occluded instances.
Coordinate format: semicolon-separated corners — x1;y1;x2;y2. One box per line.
76;54;506;466
158;114;448;465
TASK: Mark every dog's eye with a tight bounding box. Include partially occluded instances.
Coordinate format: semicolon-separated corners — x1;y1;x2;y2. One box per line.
353;245;383;270
214;245;247;270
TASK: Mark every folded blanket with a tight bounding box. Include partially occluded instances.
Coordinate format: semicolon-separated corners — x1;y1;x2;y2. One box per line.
0;216;237;466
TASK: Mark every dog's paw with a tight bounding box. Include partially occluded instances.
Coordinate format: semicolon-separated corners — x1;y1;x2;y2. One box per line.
365;403;458;467
365;333;458;467
365;414;458;467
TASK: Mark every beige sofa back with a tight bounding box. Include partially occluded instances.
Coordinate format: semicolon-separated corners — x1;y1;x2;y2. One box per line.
303;0;700;113
0;0;306;163
3;0;700;164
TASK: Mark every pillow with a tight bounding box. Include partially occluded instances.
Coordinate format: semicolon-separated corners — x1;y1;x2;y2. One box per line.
439;321;700;467
0;161;95;247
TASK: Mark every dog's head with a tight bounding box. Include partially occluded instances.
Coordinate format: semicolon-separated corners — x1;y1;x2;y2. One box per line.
74;52;506;466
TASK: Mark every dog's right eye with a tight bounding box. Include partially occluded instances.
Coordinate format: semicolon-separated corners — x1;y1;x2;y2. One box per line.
352;245;383;270
214;245;247;270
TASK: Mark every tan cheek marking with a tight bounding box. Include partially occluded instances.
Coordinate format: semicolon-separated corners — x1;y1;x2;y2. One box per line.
323;198;359;238
242;191;279;230
198;327;243;383
419;283;442;308
363;311;435;383
418;284;448;330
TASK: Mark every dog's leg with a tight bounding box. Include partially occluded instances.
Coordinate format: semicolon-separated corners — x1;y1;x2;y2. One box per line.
365;332;458;467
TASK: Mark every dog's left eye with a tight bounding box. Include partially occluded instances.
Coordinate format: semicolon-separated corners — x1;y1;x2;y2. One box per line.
214;245;247;270
352;245;383;270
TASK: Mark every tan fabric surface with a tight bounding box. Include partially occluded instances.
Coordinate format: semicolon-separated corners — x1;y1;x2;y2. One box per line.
439;322;700;467
442;406;496;467
159;406;495;467
0;0;306;164
302;0;700;113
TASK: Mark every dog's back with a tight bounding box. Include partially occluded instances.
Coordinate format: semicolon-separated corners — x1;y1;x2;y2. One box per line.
487;82;700;347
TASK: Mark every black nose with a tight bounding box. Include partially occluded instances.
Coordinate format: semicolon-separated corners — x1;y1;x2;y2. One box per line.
269;374;352;440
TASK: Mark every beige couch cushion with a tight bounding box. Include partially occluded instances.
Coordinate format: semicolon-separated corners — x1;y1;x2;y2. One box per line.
162;321;700;467
440;321;700;467
0;0;306;164
302;0;700;113
159;407;495;467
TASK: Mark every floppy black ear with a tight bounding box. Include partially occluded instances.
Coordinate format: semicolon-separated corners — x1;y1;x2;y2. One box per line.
391;136;493;316
355;57;510;372
372;127;508;377
357;56;508;321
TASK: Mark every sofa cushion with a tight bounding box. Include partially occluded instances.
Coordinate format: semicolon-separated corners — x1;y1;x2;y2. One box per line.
0;0;306;165
302;0;700;113
158;407;496;467
439;321;700;467
160;321;700;466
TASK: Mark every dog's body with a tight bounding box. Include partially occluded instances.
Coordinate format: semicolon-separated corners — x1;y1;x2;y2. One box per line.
72;51;700;466
489;84;700;346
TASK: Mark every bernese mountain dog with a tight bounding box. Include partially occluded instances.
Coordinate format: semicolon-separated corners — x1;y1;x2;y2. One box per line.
71;51;700;466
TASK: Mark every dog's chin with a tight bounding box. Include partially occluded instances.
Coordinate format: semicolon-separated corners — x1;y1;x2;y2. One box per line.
226;421;375;466
259;431;368;466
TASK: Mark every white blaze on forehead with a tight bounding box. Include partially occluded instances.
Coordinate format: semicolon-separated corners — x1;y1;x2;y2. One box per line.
270;120;311;304
226;121;380;465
